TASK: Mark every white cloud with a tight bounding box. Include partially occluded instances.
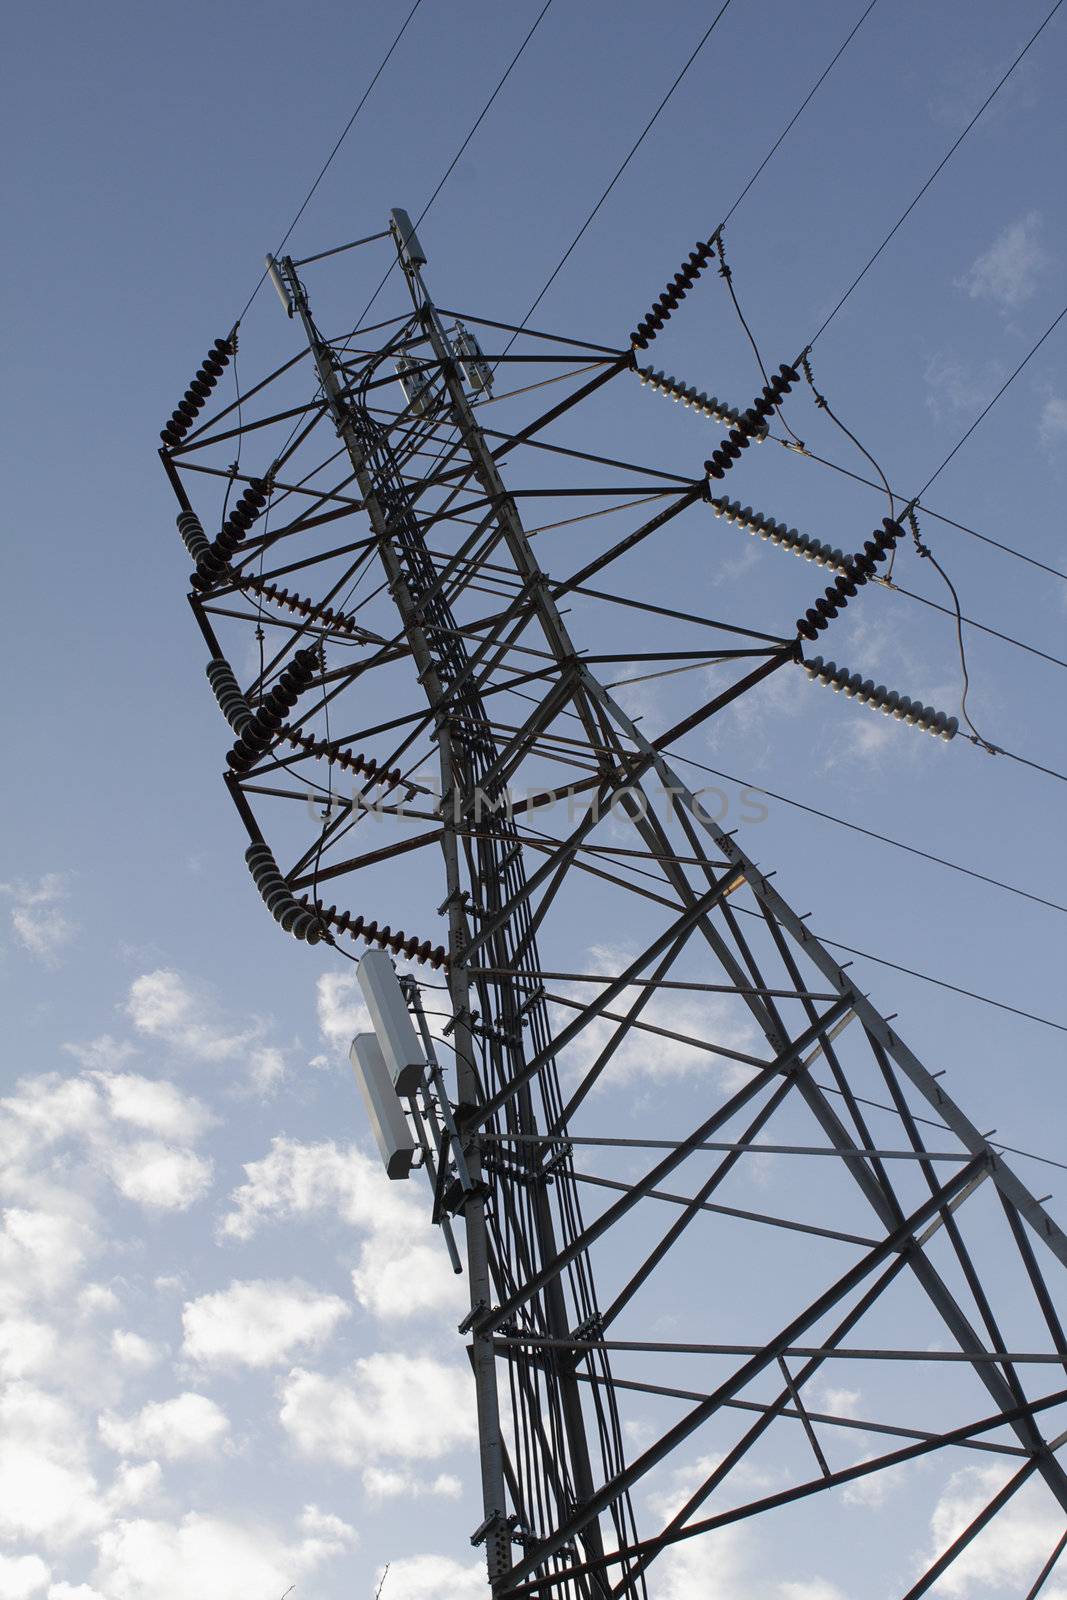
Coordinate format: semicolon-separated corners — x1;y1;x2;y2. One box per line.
0;875;77;964
63;1036;138;1073
123;971;259;1064
956;212;1048;309
0;1554;50;1599
0;1319;59;1380
0;1384;160;1554
924;1466;1067;1595
711;658;807;753
315;970;371;1053
818;1385;860;1419
550;943;758;1096
1;1062;214;1253
279;1352;476;1466
47;1586;106;1600
841;1470;895;1510
92;1509;353;1600
647;1453;763;1600
298;1503;357;1544
109;1331;163;1370
219;1139;464;1322
653;1524;851;1600
361;1466;462;1501
1;1074;104;1170
108;1462;163;1515
376;1554;486;1600
220;1138;372;1241
77;1285;119;1319
182;1278;349;1369
120;970;287;1091
99;1394;229;1461
93;1075;213;1143
654;1532;754;1600
0;1383;104;1548
1039;394;1067;454
645;1452;850;1600
924;352;1002;422
0;1209;96;1312
349;1231;463;1322
821;711;898;770
246;1046;286;1094
105;1142;213;1212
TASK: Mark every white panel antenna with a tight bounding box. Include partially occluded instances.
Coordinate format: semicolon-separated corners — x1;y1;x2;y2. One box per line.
350;1032;416;1180
357;949;426;1094
389;206;427;270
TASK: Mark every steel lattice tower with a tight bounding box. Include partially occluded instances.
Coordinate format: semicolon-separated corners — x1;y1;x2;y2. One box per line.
160;214;1067;1598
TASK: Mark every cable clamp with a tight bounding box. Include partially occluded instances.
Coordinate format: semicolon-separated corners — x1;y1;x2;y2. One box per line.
569;1312;603;1344
540;1140;573;1178
457;1300;487;1336
436;887;469;916
470;1511;517;1549
442;1007;480;1043
441;1175;490;1216
516;985;545;1021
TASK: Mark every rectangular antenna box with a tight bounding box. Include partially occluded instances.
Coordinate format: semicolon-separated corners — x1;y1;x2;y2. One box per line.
390;206;427;269
350;1032;416;1180
356;949;425;1094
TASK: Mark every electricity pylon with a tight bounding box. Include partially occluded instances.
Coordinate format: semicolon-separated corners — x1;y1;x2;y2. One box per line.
160;212;1067;1599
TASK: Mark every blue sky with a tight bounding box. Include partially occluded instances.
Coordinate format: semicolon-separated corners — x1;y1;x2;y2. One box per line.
2;3;1066;1597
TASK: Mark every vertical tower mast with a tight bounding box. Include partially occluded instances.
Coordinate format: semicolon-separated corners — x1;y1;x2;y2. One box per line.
276;220;623;1594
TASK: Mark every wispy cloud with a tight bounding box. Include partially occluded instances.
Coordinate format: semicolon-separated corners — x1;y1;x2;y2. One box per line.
361;1466;462;1502
550;941;759;1099
923;352;1003;422
123;970;260;1063
121;968;290;1091
930;54;1037;133
919;1465;1066;1595
955;212;1049;310
0;873;78;964
1038;393;1067;455
218;1137;464;1322
315;970;372;1055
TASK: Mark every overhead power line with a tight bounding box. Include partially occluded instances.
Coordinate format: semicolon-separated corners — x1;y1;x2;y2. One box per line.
507;0;883;357
783;440;1067;584
497;726;1067;1032
720;0;884;228
714;248;1067;768
917;300;1067;499
236;0;425;324
502;1;735;353
503;679;1067;921
969;737;1067;788
806;0;1065;348
788;923;1067;1035
670;750;1067;919
878;578;1067;673
351;0;558;334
